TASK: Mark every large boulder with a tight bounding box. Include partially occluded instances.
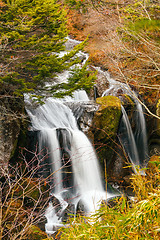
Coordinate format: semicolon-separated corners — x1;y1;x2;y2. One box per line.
91;96;122;170
93;96;121;139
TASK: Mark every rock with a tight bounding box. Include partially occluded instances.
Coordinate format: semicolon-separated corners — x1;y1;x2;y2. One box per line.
50;195;62;214
76;199;88;216
107;147;132;184
61;190;74;204
121;94;134;108
37;216;47;232
91;96;122;169
101;196;122;208
88;66;110;98
66;101;99;138
93;96;121;140
0;96;26;173
61;203;75;222
2;199;26;222
149;139;160;156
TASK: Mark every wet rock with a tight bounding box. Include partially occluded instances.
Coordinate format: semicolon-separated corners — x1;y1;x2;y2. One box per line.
107;151;132;184
121;94;134;108
149;139;160;156
37;216;47;232
51;195;62;214
61;203;75;222
101;196;122;208
61;190;74;204
89;68;109;98
156;99;160;136
2;199;26;222
76;199;88;216
93;96;121;140
66;101;98;137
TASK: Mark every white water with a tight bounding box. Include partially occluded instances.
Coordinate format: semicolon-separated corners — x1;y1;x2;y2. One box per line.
26;94;116;234
25;36;148;234
39;129;62;193
119;106;140;174
134;102;148;166
96;67;148;168
71;130;108;213
25;37;114;233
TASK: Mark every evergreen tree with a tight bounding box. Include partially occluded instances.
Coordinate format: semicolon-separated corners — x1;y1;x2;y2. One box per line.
0;0;95;99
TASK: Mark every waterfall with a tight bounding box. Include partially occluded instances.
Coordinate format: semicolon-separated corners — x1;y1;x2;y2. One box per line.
26;95;116;234
118;106;140;174
24;37;148;234
95;67;148;169
134;102;148;166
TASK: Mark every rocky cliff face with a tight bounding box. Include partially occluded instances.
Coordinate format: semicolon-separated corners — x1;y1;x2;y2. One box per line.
0;96;26;173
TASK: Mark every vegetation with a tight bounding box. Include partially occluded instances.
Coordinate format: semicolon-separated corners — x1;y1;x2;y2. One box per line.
65;0;160;104
0;0;95;100
118;0;160;97
60;160;160;239
0;1;160;239
0;148;52;240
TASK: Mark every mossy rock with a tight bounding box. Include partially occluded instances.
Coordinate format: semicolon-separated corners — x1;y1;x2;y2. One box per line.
27;225;49;240
91;96;122;168
93;96;121;140
121;94;134;107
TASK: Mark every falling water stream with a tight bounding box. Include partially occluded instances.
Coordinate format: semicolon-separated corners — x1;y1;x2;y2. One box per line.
26;95;115;234
25;37;148;234
98;67;148;169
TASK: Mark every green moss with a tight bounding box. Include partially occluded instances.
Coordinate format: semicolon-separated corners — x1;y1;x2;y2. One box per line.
94;96;121;139
121;94;134;107
96;95;121;108
92;96;122;167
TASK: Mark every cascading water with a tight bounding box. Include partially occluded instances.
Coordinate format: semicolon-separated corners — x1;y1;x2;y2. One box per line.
134;102;148;166
95;67;148;170
26;94;116;234
25;37;148;234
118;105;140;173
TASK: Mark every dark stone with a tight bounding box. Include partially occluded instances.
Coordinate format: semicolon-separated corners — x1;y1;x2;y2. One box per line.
0;96;26;173
76;199;88;216
61;203;75;222
51;195;62;214
37;216;47;232
91;96;122;176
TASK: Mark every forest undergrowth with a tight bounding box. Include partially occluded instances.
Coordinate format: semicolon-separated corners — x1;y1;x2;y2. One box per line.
59;159;160;239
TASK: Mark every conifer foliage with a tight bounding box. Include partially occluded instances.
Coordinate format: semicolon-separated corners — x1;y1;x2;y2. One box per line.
0;0;95;98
